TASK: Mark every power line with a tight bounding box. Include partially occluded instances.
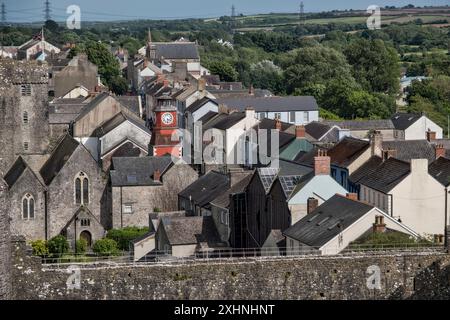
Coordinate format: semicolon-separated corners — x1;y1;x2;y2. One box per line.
44;0;51;21
300;1;306;25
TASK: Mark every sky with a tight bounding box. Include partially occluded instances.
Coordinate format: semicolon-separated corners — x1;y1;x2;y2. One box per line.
2;0;449;22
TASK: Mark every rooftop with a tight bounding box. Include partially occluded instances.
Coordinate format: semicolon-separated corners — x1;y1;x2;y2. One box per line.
214;96;318;112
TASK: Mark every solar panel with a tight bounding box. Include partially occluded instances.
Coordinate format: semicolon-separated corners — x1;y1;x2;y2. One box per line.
279;175;302;197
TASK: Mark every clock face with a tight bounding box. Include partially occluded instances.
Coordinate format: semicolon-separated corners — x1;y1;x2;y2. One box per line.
161;112;174;125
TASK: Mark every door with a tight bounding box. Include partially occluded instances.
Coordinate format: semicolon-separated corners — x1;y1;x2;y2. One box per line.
79;230;92;247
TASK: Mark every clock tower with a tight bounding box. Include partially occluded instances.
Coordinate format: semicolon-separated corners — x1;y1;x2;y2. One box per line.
150;98;182;157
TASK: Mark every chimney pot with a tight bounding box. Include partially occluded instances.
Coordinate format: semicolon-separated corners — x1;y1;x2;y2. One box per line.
275;118;282;131
307;197;319;214
435;144;445;159
153;170;161;182
346;193;358;201
373;215;386;233
314;149;331;176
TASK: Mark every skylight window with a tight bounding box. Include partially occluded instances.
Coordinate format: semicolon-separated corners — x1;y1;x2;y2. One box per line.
127;175;137;183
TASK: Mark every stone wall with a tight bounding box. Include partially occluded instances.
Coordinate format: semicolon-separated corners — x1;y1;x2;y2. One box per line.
0;178;11;299
9;238;450;300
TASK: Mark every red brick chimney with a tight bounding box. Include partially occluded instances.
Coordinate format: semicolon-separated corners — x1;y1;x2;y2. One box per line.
275;118;282;131
427;130;436;142
435;144;445;159
295;125;305;139
373;216;386;233
153;170;161;182
346;193;358;201
314;149;331;176
307;197;319;214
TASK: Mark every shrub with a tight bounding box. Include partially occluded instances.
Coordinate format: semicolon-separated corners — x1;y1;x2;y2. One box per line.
30;240;48;257
106;226;149;251
75;239;88;254
47;235;69;257
92;238;119;256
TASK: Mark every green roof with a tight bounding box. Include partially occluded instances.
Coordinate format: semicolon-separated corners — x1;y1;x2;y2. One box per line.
280;138;313;161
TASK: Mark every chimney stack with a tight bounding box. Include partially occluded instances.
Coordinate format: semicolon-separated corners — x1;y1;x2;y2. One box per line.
157;74;165;84
275;118;282;131
198;78;206;92
295;125;305;139
314;149;331;176
370;131;383;157
245;106;255;119
249;84;255;95
307;197;319;214
163;79;170;88
153;170;161;182
426;130;436;142
373;216;386;233
346;193;358;201
435;144;445;159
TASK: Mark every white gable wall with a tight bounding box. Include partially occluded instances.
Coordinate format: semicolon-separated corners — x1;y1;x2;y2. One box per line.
100;121;151;157
405;116;443;140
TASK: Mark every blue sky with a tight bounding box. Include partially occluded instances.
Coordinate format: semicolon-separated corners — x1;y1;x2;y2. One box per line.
3;0;449;22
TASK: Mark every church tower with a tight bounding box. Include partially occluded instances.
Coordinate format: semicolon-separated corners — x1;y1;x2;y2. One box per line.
0;60;50;174
150;95;182;157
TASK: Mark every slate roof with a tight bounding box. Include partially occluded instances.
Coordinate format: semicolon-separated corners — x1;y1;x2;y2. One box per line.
278;159;313;176
358;158;411;193
429;157;450;187
154;42;199;60
210;173;253;209
382;140;435;163
328;137;370;168
391;113;422;130
4;157;28;187
198;111;218;124
90;112;150;137
202;112;245;131
39;135;80;185
283;194;375;248
323;119;395;130
178;171;229;208
280;138;313;161
257;118;294;132
186;97;217;114
348;156;384;185
116;96;141;116
214;96;318;112
305;122;333;140
160;216;222;246
110;156;173;187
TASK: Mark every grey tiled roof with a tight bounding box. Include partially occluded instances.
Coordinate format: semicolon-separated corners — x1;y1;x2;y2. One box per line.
429;157;450;187
348;156;384;185
391;113;422;130
160;216;222;246
155;42;199;60
323;119;395;130
39;135;80;185
215;96;318;112
305;122;333;140
90;112;150;138
210;173;253;209
186;97;217;114
359;158;411;193
382;140;435;163
202;112;245;131
328;137;370;168
116;96;141;116
283;194;374;247
110;156;173;187
4;157;27;187
178;171;229;208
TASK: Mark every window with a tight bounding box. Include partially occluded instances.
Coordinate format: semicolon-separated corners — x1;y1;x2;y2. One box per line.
274;112;281;120
220;211;229;225
23;112;29;124
259;112;266;120
75;172;89;205
123;204;133;214
22;194;35;220
289;112;296;123
80;219;90;227
21;84;31;96
303;112;309;123
23;142;29;151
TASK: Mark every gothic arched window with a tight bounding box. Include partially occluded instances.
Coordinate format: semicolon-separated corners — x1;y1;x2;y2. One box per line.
22;194;35;220
75;172;89;205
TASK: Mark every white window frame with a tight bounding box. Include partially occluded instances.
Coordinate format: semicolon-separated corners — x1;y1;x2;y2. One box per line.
22;193;35;220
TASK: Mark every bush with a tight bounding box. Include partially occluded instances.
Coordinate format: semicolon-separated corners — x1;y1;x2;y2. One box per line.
30;240;48;257
106;226;149;251
75;239;88;254
92;238;119;256
47;235;69;257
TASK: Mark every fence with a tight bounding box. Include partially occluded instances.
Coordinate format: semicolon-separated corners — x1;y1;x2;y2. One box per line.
39;242;446;265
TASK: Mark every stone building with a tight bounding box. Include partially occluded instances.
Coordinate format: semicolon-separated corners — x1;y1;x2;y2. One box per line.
110;156;198;229
0;60;50;175
0;177;11;299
